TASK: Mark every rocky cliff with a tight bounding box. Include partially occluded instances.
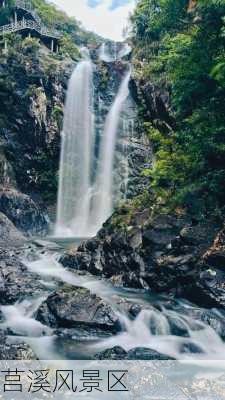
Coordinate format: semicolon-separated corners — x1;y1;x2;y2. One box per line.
0;32;154;237
0;36;75;234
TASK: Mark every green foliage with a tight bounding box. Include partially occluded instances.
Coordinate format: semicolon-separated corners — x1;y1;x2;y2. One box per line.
211;56;225;87
21;37;40;56
131;0;188;45
59;34;80;60
98;63;110;90
0;35;62;203
132;0;225;216
52;105;63;129
31;151;58;203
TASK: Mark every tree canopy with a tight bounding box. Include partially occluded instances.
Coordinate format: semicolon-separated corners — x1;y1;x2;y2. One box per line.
131;0;225;217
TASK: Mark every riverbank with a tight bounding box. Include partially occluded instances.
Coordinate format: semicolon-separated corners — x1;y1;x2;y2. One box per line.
1;207;225;361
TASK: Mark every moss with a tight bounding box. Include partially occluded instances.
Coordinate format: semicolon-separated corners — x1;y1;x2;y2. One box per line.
52;105;63;129
98;63;110;91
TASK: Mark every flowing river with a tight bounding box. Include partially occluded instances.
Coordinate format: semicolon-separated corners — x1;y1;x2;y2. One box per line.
2;237;225;361
3;44;224;362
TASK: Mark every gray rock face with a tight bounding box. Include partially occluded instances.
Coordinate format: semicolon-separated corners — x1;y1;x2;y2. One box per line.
60;211;224;307
0;190;48;236
0;249;44;304
203;223;225;268
0;212;25;246
95;346;174;360
131;77;175;134
95;346;127;360
0;47;73;204
36;285;121;333
93;60;152;203
0;331;36;359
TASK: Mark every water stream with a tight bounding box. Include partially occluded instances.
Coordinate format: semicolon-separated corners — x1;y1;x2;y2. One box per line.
55;48;94;238
2;241;225;361
11;44;225;362
99;42;132;62
91;69;131;231
56;46;131;238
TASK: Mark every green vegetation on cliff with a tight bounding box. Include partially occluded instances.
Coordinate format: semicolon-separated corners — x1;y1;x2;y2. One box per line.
131;0;225;217
0;33;66;202
0;0;103;204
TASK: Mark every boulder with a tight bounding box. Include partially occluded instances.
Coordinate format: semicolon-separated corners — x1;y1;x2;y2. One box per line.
0;249;44;304
0;212;25;247
60;209;224;308
36;285;121;333
95;346;128;360
0;331;36;360
127;347;175;360
55;327;113;341
95;346;174;360
0;189;49;236
203;224;225;269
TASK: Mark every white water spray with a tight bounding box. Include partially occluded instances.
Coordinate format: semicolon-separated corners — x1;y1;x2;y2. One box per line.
99;42;131;62
99;43;114;62
91;69;131;231
56;47;131;237
118;43;132;59
55;49;94;237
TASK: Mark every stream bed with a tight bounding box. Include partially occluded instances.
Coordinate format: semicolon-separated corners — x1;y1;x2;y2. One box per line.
1;237;225;361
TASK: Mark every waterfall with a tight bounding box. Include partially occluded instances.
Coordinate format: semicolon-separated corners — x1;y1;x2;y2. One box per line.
99;43;113;63
55;49;94;237
118;43;132;59
99;42;131;62
55;47;131;238
91;70;131;231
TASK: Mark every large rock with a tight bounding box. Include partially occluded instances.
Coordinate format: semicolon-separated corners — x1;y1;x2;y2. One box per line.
0;212;25;246
181;224;225;308
36;285;121;333
0;45;73;203
0;249;44;304
95;346;174;360
131;77;175;133
95;346;127;360
0;189;49;235
203;224;225;269
0;331;36;360
60;210;224;308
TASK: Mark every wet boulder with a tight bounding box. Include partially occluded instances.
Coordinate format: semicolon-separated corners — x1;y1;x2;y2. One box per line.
0;212;26;247
0;249;44;304
203;224;225;269
60;210;222;300
36;285;121;333
127;347;175;360
95;346;174;360
0;189;49;236
95;346;128;360
0;331;36;359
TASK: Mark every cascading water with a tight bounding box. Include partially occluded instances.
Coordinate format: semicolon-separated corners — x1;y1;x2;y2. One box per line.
99;43;113;62
91;69;131;232
21;250;225;360
118;43;132;59
55;49;94;237
99;42;131;62
55;44;131;237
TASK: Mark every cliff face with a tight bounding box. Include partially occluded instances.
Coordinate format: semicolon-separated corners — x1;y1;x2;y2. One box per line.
0;36;77;233
93;58;152;203
0;36;153;234
0;40;74;204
